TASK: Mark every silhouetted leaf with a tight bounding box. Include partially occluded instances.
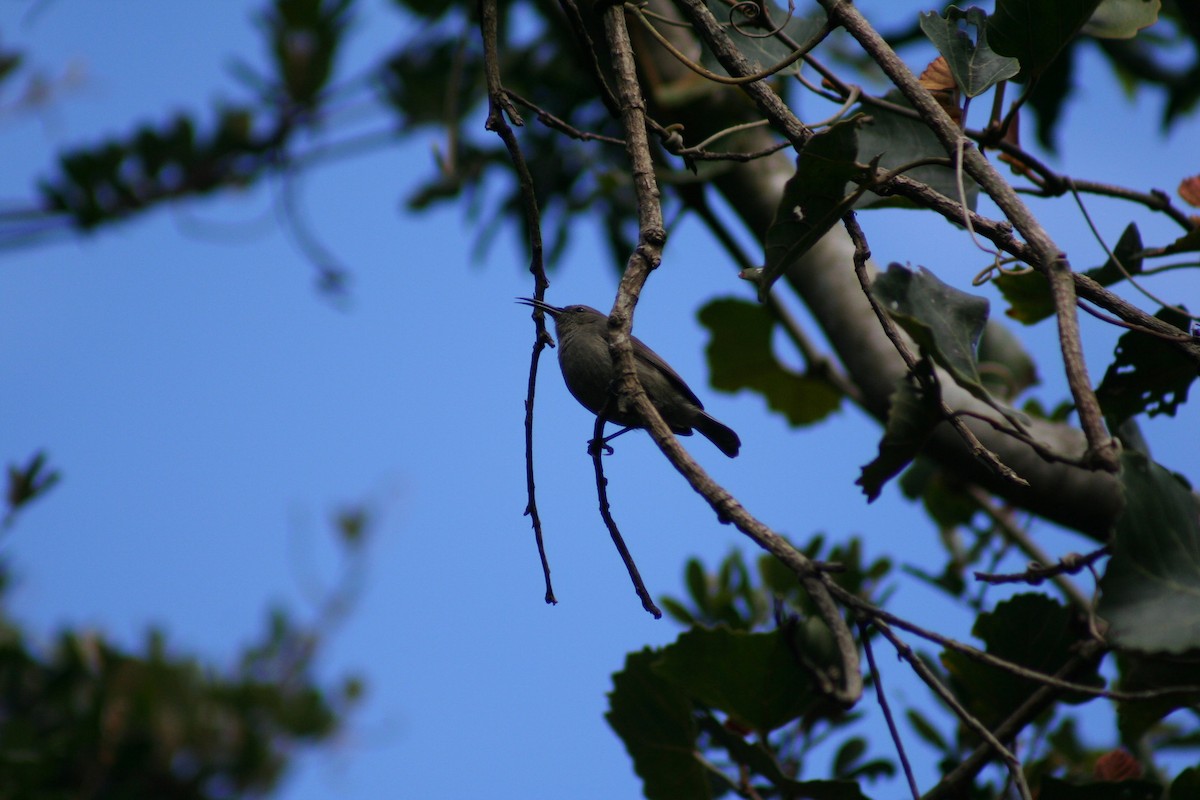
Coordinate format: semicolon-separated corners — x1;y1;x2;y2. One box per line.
988;0;1104;79
606;649;709;800
1039;775;1162;799
858;372;942;502
1096;306;1196;427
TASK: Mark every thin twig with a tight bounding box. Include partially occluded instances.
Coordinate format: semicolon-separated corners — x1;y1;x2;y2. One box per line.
860;622;921;800
590;408;662;618
872;619;1034;800
481;0;555;604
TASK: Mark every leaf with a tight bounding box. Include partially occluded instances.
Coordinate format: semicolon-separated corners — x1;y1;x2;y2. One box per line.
1095;306;1196;428
870;264;991;400
857;373;942;502
698;298;841;426
854;94;979;211
700;1;828;77
1171;768;1200;800
761;118;870;296
1116;651;1200;743
941;594;1103;729
606;648;710;800
696;715;873;800
996;222;1143;324
1180;175;1200;208
1098;451;1200;653
1082;0;1162;39
988;0;1104;79
1038;776;1163;800
919;6;1021;97
653;627;817;733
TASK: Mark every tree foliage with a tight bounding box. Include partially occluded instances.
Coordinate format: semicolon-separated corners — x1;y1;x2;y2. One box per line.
3;0;1200;797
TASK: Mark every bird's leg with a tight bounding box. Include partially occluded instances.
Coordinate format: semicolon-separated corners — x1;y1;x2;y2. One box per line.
587;425;634;456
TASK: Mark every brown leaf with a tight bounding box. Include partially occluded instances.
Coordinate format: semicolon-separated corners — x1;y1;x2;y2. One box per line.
1094;749;1141;781
919;56;956;93
1179;174;1200;208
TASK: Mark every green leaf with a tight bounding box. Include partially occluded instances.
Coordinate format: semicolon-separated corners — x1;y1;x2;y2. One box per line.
1039;776;1163;800
698;298;842;426
762;117;870;296
905;708;950;752
988;0;1104;79
606;648;710;800
696;715;873;800
1082;0;1162;39
942;594;1103;729
1171;767;1200;800
871;264;991;400
854;94;979;211
1116;651;1200;743
1096;306;1196;428
857;372;942;502
654;627;818;733
996;223;1143;324
1098;452;1200;653
919;6;1021;97
700;1;828;77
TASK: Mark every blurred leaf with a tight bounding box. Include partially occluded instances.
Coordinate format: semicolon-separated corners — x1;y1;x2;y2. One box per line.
906;708;950;752
698;298;842;426
762;117;869;297
919;6;1020;97
1099;451;1200;653
654;627;817;733
858;372;942;502
988;0;1104;79
1039;775;1162;799
697;715;873;800
606;648;709;800
4;451;60;526
1171;767;1200;799
942;594;1102;729
871;264;991;401
1096;306;1196;428
264;0;354;108
978;320;1040;399
1083;0;1162;39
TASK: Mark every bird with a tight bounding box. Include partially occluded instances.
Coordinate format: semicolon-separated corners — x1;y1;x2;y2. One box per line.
518;297;740;457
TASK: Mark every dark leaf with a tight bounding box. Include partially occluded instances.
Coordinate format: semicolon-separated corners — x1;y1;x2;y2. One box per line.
942;594;1103;729
761;117;870;296
1096;306;1196;427
1039;776;1162;799
857;373;942;502
606;648;709;800
988;0;1104;79
1098;452;1200;653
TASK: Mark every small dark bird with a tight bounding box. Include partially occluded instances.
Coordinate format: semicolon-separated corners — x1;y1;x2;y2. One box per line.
518;298;741;457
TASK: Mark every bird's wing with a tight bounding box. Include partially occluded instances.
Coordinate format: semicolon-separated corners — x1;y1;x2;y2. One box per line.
630;333;705;408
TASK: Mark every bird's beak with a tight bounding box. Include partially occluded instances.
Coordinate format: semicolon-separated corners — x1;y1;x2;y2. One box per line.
516;297;562;317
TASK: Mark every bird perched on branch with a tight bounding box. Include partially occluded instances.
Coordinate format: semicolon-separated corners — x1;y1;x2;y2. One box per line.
518;298;740;457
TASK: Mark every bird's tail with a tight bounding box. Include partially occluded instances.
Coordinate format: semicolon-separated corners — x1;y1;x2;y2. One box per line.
693;412;740;458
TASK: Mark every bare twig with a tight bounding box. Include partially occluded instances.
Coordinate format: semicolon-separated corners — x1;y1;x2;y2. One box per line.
860;622;921;800
481;0;555;604
873;619;1034;800
590;407;662;617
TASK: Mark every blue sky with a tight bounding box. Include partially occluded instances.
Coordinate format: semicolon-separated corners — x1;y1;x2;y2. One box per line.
2;2;1198;798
